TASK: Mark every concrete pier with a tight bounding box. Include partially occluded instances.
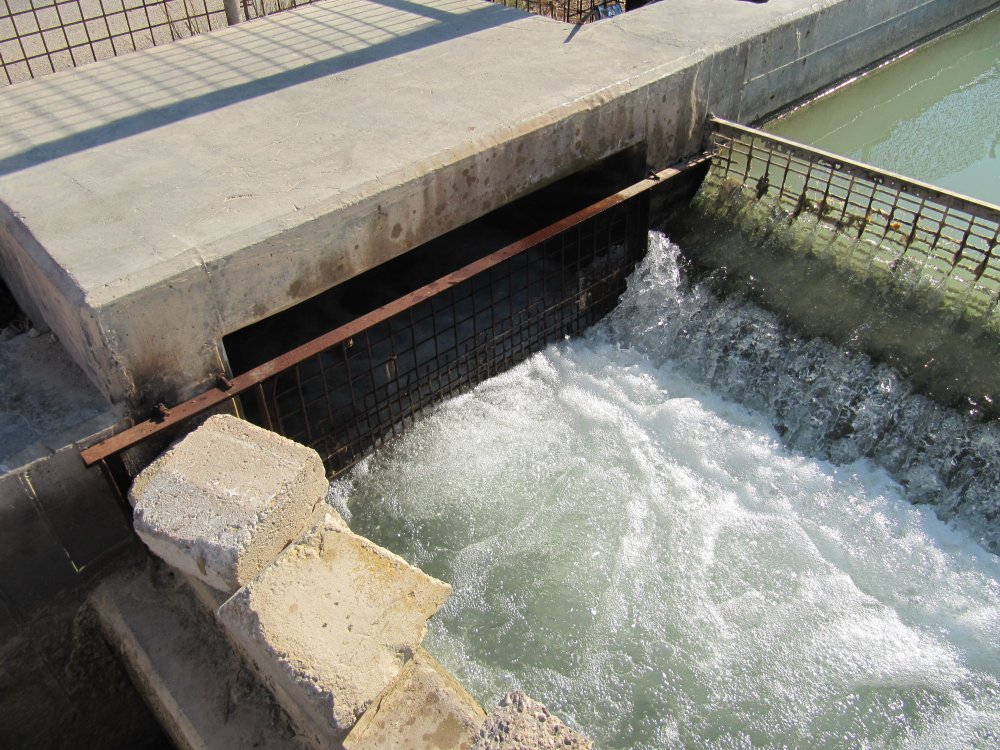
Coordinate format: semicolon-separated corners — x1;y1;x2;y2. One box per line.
0;0;991;409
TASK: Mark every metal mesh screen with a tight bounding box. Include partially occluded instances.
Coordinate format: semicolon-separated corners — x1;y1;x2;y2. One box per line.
708;117;1000;320
78;162;701;506
0;0;229;85
241;198;644;477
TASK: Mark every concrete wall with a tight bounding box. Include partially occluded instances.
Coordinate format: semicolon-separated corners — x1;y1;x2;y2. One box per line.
0;0;994;412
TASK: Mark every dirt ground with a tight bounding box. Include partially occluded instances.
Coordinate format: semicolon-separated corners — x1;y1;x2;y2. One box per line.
0;550;170;750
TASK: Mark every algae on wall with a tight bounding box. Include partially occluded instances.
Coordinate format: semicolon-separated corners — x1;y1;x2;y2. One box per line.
671;166;1000;418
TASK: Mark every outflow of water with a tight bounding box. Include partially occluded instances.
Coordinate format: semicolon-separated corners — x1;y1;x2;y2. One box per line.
332;233;1000;749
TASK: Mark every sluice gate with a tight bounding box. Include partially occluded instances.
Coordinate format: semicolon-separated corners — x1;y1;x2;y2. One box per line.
687;117;1000;416
82;160;710;502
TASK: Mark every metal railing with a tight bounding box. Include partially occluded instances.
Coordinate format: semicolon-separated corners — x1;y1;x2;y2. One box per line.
707;117;1000;311
80;160;707;504
0;0;324;86
489;0;623;24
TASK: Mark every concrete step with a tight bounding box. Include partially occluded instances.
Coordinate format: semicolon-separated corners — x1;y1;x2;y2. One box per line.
218;510;452;748
344;647;485;750
91;560;304;750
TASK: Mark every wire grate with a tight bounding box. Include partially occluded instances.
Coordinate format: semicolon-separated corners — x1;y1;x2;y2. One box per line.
707;117;1000;323
243;200;643;476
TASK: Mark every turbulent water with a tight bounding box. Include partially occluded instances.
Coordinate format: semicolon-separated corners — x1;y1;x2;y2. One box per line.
333;233;1000;749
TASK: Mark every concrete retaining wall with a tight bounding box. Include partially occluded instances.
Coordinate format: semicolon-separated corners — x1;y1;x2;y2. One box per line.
0;0;993;409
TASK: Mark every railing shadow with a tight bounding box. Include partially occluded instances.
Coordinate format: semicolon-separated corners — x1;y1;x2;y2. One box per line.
0;0;523;177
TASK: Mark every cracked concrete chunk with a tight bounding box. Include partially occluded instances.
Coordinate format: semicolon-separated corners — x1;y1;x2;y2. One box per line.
472;691;593;750
129;414;327;593
218;512;452;748
344;647;485;750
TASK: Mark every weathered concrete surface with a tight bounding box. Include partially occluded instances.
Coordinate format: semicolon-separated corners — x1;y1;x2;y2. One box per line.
218;511;451;748
91;560;303;750
0;327;120;472
0;0;991;409
344;647;485;750
472;691;593;750
130;414;327;593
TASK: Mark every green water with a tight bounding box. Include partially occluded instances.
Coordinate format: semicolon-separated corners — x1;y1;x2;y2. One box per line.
766;10;1000;206
339;234;1000;750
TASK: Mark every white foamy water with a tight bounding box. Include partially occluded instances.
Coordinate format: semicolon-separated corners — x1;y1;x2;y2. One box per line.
335;233;1000;749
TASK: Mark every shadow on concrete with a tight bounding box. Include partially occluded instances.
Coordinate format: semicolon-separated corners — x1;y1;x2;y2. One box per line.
0;0;523;177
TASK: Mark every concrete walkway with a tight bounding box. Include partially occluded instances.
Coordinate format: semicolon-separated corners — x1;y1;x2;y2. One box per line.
0;0;992;408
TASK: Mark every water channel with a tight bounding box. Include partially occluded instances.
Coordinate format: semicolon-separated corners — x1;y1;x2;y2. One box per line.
766;9;1000;206
329;13;1000;749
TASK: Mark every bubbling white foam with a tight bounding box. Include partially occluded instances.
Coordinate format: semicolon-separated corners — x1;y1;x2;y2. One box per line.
340;234;1000;749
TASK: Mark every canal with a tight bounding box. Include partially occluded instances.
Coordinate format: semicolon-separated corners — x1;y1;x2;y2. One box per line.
766;9;1000;205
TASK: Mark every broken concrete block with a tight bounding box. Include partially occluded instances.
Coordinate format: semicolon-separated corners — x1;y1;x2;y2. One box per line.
183;504;351;616
129;414;327;593
218;512;452;748
344;647;485;750
472;691;593;749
